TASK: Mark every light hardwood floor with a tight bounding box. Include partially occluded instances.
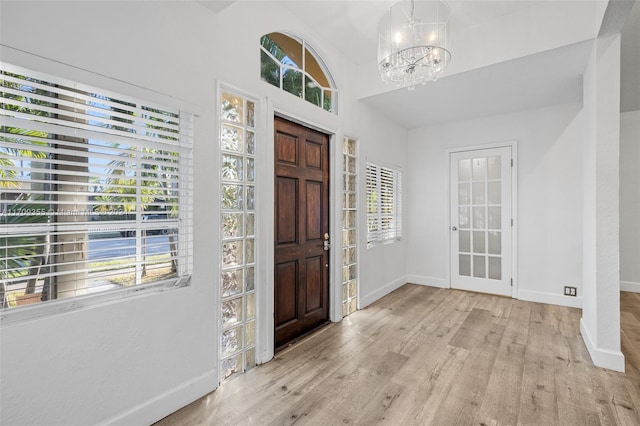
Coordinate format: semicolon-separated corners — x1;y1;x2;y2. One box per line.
156;285;640;425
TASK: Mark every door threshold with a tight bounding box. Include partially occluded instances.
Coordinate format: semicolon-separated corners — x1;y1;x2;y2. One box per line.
275;321;332;354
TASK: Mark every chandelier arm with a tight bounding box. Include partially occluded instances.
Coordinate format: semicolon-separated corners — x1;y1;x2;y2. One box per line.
410;52;433;66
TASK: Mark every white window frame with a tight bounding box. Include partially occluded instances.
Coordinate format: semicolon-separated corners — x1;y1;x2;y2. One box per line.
0;62;194;323
366;162;402;248
259;32;338;114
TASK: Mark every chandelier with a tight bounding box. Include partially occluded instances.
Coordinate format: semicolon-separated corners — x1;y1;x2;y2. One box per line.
377;0;451;90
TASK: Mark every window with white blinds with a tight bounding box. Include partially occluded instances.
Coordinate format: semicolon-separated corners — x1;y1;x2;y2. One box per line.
0;63;193;310
366;162;402;247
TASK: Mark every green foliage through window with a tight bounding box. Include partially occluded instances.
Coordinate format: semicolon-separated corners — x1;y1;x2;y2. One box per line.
260;33;337;113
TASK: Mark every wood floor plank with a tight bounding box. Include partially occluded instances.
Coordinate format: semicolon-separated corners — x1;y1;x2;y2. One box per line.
395;345;471;425
155;286;640;426
517;303;561;426
477;299;530;425
433;310;506;424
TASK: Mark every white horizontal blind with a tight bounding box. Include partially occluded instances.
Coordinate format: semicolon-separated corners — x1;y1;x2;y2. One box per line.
0;63;193;309
366;162;402;247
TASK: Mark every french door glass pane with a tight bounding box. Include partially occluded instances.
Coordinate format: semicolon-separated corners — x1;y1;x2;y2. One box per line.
489;257;502;280
488;181;501;205
458;159;471;181
488;156;501;179
473;255;486;278
472;182;485;204
459;183;470;204
473;207;485;229
459;207;470;229
488;231;502;255
459;254;471;276
473;231;486;253
488;206;501;229
472;158;486;180
459;230;471;252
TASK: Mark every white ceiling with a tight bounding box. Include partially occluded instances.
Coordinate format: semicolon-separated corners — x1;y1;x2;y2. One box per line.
361;40;593;128
283;0;540;65
198;0;236;14
205;0;639;128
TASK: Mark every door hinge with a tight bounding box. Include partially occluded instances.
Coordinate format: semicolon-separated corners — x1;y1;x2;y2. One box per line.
510;278;513;286
511;159;514;167
511;218;513;227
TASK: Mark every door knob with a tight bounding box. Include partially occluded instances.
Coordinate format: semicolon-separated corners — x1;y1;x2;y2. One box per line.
451;226;458;231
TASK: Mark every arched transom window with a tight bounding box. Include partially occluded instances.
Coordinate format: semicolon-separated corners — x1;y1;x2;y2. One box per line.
260;32;337;113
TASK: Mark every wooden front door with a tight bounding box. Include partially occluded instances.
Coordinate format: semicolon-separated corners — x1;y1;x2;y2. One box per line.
274;116;330;349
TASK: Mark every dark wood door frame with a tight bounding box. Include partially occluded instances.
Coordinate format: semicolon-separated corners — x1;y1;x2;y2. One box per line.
274;116;330;349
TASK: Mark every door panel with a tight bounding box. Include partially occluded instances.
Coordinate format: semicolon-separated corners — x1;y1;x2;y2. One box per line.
277;133;298;165
305;256;323;312
274;117;330;348
305;140;322;169
306;182;322;240
450;147;512;297
276;177;297;245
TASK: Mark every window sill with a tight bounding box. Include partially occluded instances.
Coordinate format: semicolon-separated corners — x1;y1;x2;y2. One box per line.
0;275;191;326
367;238;402;249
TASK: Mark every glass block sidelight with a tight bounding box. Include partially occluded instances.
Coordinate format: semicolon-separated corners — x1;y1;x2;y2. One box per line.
220;90;258;382
342;138;358;317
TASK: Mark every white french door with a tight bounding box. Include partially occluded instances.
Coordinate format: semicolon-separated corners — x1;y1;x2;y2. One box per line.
450;147;513;297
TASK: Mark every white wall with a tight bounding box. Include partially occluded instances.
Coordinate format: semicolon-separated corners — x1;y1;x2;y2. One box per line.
0;2;220;425
0;1;408;424
580;34;624;372
406;103;584;307
349;101;408;307
620;110;640;292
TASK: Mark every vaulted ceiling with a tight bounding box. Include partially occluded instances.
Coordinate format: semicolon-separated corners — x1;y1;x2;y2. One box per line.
202;0;639;128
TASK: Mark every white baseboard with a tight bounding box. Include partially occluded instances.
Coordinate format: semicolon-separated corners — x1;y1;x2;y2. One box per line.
580;319;625;372
360;275;407;309
621;281;640;293
406;275;448;288
518;289;582;309
102;369;218;426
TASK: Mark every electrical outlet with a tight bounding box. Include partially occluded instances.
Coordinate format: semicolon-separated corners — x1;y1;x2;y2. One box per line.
564;286;577;297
